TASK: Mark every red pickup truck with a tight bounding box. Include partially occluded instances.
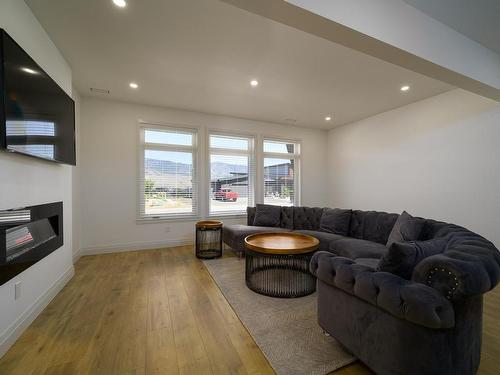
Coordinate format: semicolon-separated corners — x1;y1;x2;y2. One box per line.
214;188;239;202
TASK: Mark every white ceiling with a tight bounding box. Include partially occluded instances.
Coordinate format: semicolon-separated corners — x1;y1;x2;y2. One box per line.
403;0;500;55
26;0;453;129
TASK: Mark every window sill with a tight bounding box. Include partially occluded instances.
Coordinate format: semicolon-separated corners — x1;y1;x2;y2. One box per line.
136;216;201;224
136;212;247;225
207;213;247;220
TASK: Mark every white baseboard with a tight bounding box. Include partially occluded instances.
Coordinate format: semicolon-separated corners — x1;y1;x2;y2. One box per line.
0;266;75;358
73;247;83;264
81;237;194;256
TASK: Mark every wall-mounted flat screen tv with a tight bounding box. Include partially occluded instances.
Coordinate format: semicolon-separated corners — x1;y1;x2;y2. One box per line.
0;29;76;165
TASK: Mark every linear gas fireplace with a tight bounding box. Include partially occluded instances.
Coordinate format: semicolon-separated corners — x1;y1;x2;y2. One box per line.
0;202;63;285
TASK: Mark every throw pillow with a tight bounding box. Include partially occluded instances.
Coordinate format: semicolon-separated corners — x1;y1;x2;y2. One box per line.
253;204;281;227
320;208;352;236
386;211;424;248
378;239;447;279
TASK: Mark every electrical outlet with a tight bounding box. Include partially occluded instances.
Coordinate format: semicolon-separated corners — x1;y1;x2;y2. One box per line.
164;226;171;233
14;281;21;300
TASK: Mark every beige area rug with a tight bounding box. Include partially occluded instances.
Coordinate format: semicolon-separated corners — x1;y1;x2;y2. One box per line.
203;257;356;375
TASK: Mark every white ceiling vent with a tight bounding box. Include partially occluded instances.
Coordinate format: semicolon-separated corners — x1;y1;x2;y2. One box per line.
90;87;110;94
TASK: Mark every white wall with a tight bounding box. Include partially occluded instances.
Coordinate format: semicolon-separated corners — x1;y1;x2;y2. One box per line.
0;0;75;357
79;97;329;254
327;89;500;246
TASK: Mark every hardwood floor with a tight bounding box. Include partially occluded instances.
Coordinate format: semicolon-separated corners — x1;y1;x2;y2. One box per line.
0;246;498;375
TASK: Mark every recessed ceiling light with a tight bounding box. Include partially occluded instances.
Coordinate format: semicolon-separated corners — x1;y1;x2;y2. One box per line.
325;116;332;121
21;67;38;75
113;0;127;7
129;82;139;89
400;85;410;92
250;80;259;87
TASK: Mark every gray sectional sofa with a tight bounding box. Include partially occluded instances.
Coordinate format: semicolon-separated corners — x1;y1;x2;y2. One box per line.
223;205;500;375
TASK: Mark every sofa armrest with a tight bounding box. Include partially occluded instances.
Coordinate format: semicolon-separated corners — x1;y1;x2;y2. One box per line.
412;249;500;300
310;251;455;329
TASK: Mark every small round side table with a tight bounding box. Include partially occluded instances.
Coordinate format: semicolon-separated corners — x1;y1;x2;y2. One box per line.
195;220;223;259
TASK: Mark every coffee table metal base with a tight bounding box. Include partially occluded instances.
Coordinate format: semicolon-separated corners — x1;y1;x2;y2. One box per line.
245;249;316;298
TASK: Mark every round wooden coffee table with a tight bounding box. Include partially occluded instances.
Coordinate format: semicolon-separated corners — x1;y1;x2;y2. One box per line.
244;232;319;298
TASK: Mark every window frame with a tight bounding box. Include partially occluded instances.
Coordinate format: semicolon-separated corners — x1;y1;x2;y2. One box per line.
207;130;256;217
137;122;200;222
261;137;301;207
136;122;303;223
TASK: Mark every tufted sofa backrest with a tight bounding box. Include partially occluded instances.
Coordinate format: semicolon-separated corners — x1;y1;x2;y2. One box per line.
281;206;294;229
247;206;500;300
413;218;500;299
292;206;324;230
348;210;399;244
419;219;497;251
248;206;397;238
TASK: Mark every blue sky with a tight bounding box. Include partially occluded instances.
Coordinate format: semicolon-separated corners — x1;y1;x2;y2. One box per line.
210;136;248;150
145;130;192;146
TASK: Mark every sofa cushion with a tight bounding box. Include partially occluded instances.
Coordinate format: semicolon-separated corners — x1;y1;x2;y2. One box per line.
319;208;352;236
349;210;399;244
386;211;425;248
247;206;256;226
248;205;294;228
378;239;447;279
253;204;281;227
293;206;324;230
330;238;388;259
294;230;345;252
355;257;380;269
222;224;291;252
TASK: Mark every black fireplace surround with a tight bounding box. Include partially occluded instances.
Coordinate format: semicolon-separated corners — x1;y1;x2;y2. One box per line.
0;202;63;285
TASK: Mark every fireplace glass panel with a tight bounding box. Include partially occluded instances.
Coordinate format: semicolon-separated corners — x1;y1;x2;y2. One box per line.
5;218;57;262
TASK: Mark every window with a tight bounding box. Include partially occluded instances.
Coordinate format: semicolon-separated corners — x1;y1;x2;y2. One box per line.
137;125;302;221
263;139;300;206
139;125;198;219
209;133;255;215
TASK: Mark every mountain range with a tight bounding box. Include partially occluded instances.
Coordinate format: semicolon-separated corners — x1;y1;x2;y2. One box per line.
145;158;247;179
